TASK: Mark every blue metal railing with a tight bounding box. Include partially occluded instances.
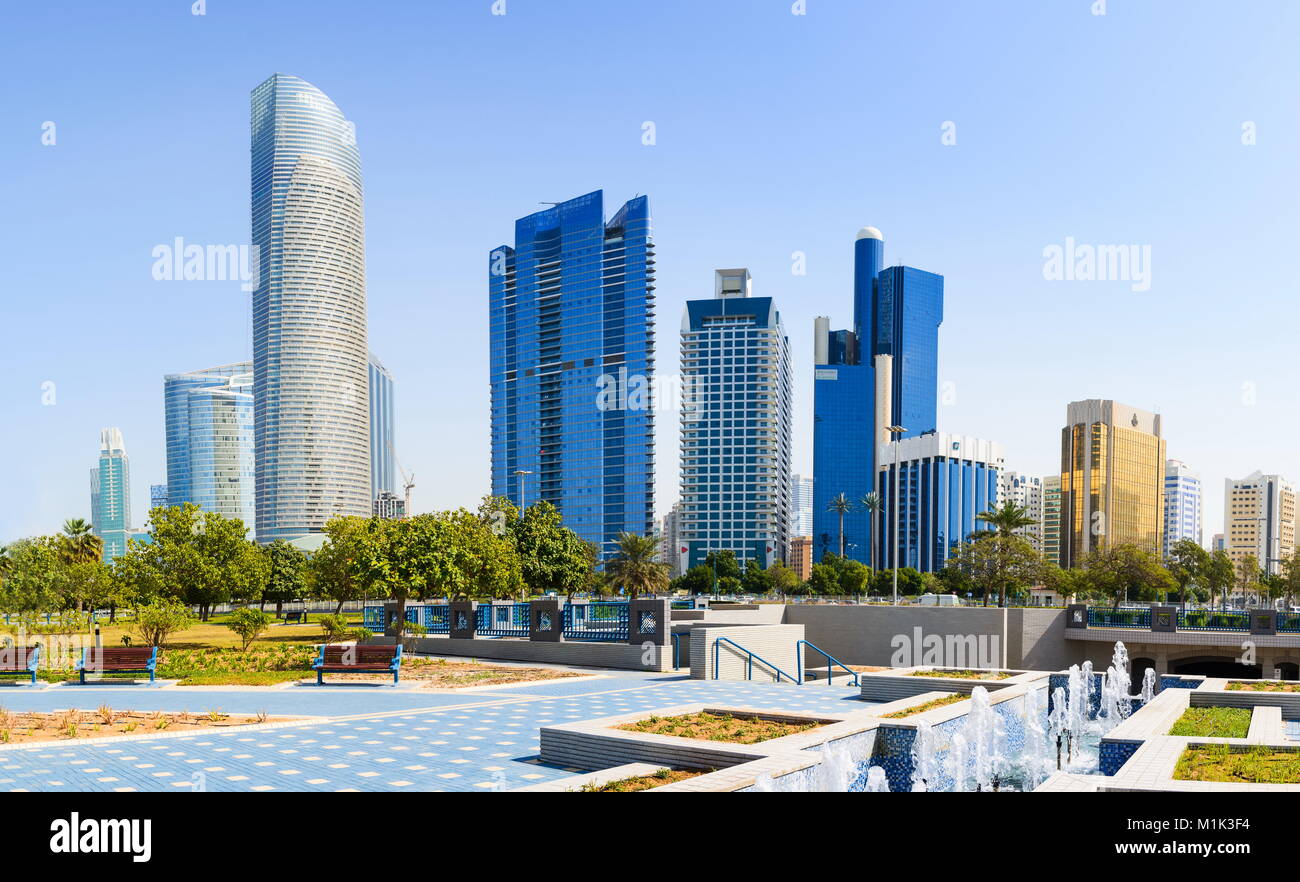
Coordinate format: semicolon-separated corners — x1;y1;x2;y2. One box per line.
1087;608;1151;629
671;631;682;669
1177;610;1251;632
420;605;451;634
670;599;696;610
476;603;530;638
1279;613;1300;634
795;639;859;686
712;636;797;684
562;602;629;641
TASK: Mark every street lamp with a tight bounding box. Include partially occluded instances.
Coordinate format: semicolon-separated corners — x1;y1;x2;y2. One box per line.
886;425;907;605
514;469;533;511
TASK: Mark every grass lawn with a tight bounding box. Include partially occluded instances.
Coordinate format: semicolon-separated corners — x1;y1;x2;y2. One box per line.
909;669;1011;680
1168;707;1253;738
619;711;823;744
581;768;706;792
1174;745;1300;784
882;694;968;719
91;612;358;651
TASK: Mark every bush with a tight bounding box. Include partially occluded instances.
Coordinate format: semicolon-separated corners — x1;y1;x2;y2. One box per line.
132;599;197;647
318;613;351;643
225;607;273;650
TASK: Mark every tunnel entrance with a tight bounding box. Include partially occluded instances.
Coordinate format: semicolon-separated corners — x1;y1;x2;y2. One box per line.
1172;657;1262;679
1130;657;1157;694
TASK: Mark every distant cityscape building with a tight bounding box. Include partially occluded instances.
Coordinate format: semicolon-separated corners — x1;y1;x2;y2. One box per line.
372;491;407;521
89;428;131;561
1041;475;1062;567
150;484;169;513
789;535;813;581
368;353;396;503
251;73;372;543
1163;459;1203;557
1059;400;1165;566
791;474;814;537
998;471;1044;549
1212;533;1225;553
678;269;792;571
488;190;655;558
1223;471;1295;576
879;432;1003;573
164;362;255;530
660;504;683;578
813;226;943;565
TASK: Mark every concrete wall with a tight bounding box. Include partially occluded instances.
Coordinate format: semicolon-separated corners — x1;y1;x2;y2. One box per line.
1007;608;1085;670
375;635;672;671
689;624;805;681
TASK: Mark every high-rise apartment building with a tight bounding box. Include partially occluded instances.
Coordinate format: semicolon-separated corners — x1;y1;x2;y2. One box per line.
791;474;814;537
879;432;1002;573
998;471;1044;549
1041;475;1062;567
789;535;813;581
1059;400;1165;566
488;191;655;558
813;227;943;565
678;269;792;571
89;428;131;561
164;362;255;529
368;353;396;503
1223;471;1295;576
660;503;683;578
1163;459;1203;557
251;73;371;543
372;491;406;521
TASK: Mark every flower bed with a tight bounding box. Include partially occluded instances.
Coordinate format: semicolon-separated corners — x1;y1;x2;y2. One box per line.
0;706;284;744
1226;680;1300;693
580;768;706;791
881;694;967;719
1168;707;1252;738
1174;745;1300;784
909;669;1011;681
618;711;823;744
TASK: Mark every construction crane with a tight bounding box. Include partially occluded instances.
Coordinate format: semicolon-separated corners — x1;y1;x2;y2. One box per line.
387;440;414;518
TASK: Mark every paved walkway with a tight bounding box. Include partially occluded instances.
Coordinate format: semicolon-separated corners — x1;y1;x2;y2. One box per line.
0;673;869;792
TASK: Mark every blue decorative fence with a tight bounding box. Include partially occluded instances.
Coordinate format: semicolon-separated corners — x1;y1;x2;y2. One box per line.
1087;608;1151;629
1279;613;1300;634
476;603;531;638
670;599;696;610
562;602;630;642
1177;610;1251;632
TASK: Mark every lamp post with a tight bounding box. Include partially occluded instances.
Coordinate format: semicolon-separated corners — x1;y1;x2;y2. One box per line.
886;425;907;606
515;469;533;511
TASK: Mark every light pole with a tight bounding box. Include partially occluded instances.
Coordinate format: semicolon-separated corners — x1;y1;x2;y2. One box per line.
515;469;533;511
886;425;907;605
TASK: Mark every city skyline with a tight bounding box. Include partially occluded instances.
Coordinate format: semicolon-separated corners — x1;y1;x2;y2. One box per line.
8;1;1300;548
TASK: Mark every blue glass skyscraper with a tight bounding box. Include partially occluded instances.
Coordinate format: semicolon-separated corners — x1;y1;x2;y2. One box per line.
489;191;655;558
368;352;396;503
813;227;944;565
90;428;131;561
164;363;256;530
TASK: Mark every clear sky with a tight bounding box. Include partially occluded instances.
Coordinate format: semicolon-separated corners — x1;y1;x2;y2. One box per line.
4;0;1299;545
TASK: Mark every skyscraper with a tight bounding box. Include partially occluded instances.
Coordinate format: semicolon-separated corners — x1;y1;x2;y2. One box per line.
678;269;793;571
368;352;396;503
150;484;169;512
791;474;814;537
998;471;1045;549
660;503;683;578
489;191;655;557
1223;471;1295;576
1163;459;1203;557
90;428;131;561
251;73;371;543
164;362;255;529
1059;399;1165;566
813;227;943;565
879;432;1002;573
1041;475;1062;567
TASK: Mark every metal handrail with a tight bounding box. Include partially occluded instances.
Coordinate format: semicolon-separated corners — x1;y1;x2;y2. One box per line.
795;639;860;686
712;636;797;684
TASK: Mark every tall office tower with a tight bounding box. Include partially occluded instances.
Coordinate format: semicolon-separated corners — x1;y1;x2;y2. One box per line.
679;269;793;570
150;484;168;512
789;535;813;580
790;473;814;538
1212;533;1226;553
368;353;396;503
1163;459;1203;557
812;227;943;565
879;433;1002;573
1041;475;1062;566
660;503;682;578
489;191;655;558
1223;471;1295;576
251;73;371;543
998;471;1044;549
89;428;131;561
164;362;256;529
1059;399;1166;566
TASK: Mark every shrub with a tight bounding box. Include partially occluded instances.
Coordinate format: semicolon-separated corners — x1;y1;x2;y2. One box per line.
225;607;273;650
318;613;352;643
132;599;197;647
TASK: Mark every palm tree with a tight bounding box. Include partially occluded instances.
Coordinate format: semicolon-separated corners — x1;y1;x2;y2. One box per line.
860;492;883;569
827;494;853;558
974;502;1038;607
60;517;103;565
604;532;669;600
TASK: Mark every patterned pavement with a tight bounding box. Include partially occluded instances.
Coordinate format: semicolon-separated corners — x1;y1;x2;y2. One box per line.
0;673;871;792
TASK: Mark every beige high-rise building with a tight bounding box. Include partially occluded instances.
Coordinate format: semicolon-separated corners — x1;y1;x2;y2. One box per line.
1059;400;1165;567
1041;475;1062;567
789;536;813;581
1223;472;1295;576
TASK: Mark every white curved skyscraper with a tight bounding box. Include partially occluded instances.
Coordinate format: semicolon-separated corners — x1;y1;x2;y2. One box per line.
250;73;370;542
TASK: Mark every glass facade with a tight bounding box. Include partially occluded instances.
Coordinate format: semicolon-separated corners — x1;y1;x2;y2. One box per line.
251;73;371;542
489;191;655;559
164;363;255;530
1162;459;1202;558
90;428;131;561
678;269;792;571
875;265;944;438
368;352;396;502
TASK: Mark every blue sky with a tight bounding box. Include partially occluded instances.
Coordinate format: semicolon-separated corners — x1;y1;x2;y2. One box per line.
4;0;1299;544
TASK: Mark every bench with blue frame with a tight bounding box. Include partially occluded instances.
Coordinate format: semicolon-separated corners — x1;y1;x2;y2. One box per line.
76;646;158;684
0;645;41;685
311;643;402;685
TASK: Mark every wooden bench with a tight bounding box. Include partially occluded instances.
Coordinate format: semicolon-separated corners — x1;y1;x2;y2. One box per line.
311;643;402;685
0;646;41;685
282;611;308;624
76;646;158;684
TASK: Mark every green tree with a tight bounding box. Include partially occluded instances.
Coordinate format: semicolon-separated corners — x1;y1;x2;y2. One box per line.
1203;549;1236;611
951;535;1045;607
702;550;742;589
1235;553;1260;607
1166;538;1210;606
604;532;668;599
766;560;801;596
807;561;840;595
309;516;369;613
225;607;273;650
741;559;772;595
0;537;67;612
1280;548;1300;609
1084;544;1176;610
132;597;197;647
836;557;872;595
826;493;853;558
673;565;714;596
509;499;596;598
860;492;883;567
263;539;308;615
59;517;103;575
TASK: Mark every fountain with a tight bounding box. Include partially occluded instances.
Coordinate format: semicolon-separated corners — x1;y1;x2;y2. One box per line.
1140;667;1157;704
910;720;938;791
864;766;890;792
816;742;856;792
